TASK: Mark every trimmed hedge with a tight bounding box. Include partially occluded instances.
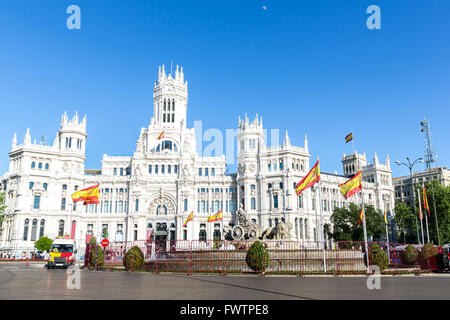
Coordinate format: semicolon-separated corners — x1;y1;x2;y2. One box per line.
89;245;105;269
123;246;145;271
401;245;419;265
245;241;270;274
368;243;389;271
420;243;438;261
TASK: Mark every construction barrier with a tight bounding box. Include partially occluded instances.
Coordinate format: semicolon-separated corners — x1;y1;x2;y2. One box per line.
82;239;441;275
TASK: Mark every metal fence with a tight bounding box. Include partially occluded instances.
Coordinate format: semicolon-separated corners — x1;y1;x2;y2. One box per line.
83;240;441;275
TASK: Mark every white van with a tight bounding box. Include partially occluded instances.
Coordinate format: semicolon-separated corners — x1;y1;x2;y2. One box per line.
46;237;77;269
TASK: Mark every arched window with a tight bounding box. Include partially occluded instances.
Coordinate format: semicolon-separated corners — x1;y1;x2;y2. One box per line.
43;183;48;191
155;140;178;153
156;205;167;215
199;229;207;242
39;220;45;238
23;219;29;240
31;219;38;241
45;163;49;170
58;220;65;237
31;162;35;169
213;229;221;241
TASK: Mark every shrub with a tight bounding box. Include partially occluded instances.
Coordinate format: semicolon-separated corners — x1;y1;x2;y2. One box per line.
89;245;105;269
123;246;145;271
89;237;97;245
367;243;389;271
401;245;419;265
420;243;438;261
246;241;270;274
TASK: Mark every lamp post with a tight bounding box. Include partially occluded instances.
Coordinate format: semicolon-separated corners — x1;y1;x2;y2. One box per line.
395;157;424;244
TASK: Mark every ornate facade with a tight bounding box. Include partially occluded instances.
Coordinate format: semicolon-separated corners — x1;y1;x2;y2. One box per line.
0;65;396;257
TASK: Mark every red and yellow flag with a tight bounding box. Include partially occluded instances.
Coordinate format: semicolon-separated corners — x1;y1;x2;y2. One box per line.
423;187;430;216
345;133;353;143
71;184;100;205
157;130;165;140
339;170;362;199
384;210;387;225
358;208;364;225
295;160;320;196
207;210;223;223
183;212;194;227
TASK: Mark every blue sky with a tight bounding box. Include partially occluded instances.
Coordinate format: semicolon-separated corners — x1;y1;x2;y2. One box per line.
0;0;449;177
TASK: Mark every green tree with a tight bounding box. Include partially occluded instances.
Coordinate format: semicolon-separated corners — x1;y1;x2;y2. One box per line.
394;202;417;243
34;237;53;252
420;180;450;244
102;227;108;240
329;203;385;242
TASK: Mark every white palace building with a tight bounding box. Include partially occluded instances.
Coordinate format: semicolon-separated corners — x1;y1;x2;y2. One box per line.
0;65;396;257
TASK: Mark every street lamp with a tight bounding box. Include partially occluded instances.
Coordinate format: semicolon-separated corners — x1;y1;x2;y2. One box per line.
395;157;424;244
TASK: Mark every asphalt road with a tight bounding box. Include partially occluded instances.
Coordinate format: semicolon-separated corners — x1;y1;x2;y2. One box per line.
1;261;450;300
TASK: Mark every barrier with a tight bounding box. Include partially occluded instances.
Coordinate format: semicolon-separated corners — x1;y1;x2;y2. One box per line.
82;239;439;274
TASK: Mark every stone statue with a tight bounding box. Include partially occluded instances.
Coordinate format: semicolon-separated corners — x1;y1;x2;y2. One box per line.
262;222;293;240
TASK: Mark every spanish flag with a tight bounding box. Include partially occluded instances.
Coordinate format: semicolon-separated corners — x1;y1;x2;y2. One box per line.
423;187;430;216
71;184;100;205
207;210;223;223
358;208;364;225
183;212;194;227
157;130;165;140
345;133;353;143
339;170;362;199
384;210;387;225
295;160;320;196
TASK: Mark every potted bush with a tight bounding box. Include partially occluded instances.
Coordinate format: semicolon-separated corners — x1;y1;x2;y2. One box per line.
367;243;389;271
246;241;270;275
401;244;419;265
123;245;145;272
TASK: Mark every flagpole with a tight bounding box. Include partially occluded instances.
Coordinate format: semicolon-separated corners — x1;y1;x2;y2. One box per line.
422;183;430;243
353;134;369;271
317;159;327;272
384;208;390;262
417;185;425;245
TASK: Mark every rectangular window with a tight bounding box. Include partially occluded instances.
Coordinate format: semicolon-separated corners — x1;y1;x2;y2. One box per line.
211;168;215;176
61;198;66;211
29;182;34;190
183;229;187;241
205;168;209;176
184;199;188;212
174;165;178;174
149;165;152;174
251;197;256;210
155;165;159;174
168;165;171;174
273;195;278;209
33;196;40;209
161;165;165;174
199;168;202;176
135;199;139;212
